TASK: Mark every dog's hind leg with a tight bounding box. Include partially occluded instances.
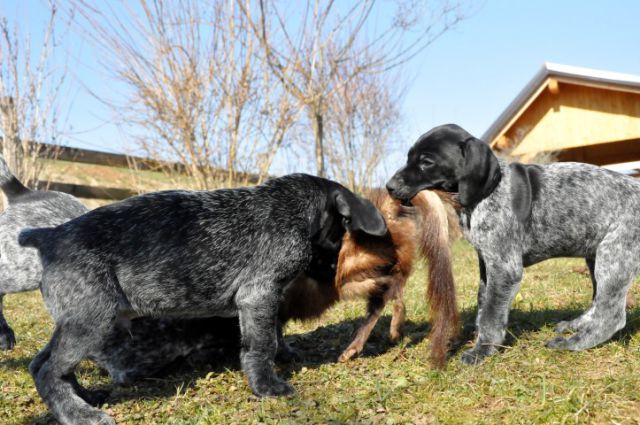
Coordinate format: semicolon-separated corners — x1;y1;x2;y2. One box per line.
236;281;294;397
33;314;117;425
389;283;406;343
547;228;639;351
555;258;597;334
33;266;119;425
0;294;16;350
339;295;387;362
30;339;109;408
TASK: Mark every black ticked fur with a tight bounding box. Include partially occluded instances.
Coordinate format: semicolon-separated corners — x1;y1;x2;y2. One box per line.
19;174;386;425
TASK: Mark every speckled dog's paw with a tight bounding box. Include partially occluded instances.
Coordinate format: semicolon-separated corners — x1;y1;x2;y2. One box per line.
545;335;570;349
91;411;116;425
460;345;495;365
554;319;582;334
250;376;295;397
64;406;116;425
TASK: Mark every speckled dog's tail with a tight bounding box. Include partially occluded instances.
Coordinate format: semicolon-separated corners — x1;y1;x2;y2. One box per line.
18;227;55;249
0;155;30;202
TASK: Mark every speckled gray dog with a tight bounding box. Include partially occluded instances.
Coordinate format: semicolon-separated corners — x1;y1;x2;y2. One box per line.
20;174;386;425
0;157;87;349
387;124;640;365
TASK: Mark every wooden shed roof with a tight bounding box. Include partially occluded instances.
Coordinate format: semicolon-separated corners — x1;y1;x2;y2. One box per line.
483;63;640;146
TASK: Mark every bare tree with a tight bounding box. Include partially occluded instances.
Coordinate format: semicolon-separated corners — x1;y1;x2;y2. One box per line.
72;0;298;189
325;60;402;192
0;3;67;189
243;0;466;177
70;0;469;188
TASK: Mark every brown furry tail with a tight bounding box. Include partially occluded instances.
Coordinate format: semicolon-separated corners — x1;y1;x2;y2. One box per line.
411;190;460;368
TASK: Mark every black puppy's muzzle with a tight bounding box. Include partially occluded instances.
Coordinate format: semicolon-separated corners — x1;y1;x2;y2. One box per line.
386;173;414;204
385;174;401;196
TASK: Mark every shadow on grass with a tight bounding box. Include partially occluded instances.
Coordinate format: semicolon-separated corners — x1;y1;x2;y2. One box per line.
0;356;31;370
19;316;436;424
454;305;640;350
19;306;640;424
110;316;435;396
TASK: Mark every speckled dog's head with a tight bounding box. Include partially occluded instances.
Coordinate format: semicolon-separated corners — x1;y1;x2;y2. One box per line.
386;124;502;208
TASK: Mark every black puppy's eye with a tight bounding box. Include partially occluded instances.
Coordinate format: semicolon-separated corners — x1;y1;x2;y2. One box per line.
342;217;351;227
419;156;434;170
420;155;434;165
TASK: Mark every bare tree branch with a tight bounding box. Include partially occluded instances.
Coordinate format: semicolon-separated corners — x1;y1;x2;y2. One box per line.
244;0;469;177
0;2;69;190
71;0;298;189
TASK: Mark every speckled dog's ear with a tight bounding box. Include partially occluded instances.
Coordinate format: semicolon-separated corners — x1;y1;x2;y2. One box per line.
334;189;387;237
458;138;502;208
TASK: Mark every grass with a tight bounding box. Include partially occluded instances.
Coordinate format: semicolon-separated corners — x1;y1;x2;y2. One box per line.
2;240;640;424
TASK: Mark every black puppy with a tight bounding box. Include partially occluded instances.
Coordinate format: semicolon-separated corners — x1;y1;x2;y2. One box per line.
387;124;640;365
20;174;386;425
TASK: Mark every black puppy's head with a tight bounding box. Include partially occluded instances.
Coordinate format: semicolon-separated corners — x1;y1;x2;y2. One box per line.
313;180;387;253
386;124;501;208
332;187;387;237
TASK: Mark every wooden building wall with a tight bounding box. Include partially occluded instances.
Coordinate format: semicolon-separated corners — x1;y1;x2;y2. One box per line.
496;82;640;164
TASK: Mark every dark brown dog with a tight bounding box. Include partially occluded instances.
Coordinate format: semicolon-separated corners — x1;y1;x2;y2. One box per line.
280;189;459;367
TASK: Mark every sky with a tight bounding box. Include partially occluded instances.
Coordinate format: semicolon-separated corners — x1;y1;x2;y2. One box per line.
4;0;640;176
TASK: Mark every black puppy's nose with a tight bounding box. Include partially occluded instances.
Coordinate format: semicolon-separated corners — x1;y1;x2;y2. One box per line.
385;183;395;194
386;177;398;194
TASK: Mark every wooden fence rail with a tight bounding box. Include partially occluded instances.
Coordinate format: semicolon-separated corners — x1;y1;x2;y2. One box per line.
41;181;138;201
31;142;262;201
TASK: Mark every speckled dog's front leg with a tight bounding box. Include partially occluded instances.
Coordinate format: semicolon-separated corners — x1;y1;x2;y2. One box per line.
461;253;523;365
470;255;488;335
236;282;294;397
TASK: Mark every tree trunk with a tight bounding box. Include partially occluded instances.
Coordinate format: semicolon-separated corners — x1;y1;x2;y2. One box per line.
313;109;325;177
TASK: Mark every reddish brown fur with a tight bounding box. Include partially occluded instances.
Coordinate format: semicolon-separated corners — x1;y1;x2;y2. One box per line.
412;191;460;367
281;190;459;367
280;275;339;322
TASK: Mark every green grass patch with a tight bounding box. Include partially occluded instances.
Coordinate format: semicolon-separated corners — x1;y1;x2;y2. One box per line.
2;241;640;424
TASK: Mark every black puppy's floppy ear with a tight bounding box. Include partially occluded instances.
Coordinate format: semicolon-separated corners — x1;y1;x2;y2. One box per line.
458;138;502;208
334;189;387;237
